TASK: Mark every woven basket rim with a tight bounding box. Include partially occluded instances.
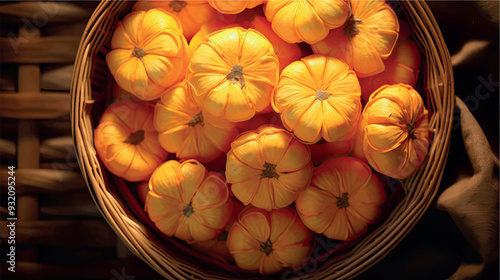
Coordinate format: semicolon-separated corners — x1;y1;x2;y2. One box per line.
70;1;455;279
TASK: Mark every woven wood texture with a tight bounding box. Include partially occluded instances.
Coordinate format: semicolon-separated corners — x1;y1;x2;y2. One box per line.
70;1;455;280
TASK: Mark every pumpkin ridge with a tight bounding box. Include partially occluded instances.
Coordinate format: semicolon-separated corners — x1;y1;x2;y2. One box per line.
205;36;235;69
239;211;271;243
269;208;297;243
121;147;138;178
280;71;318;93
192;175;230;212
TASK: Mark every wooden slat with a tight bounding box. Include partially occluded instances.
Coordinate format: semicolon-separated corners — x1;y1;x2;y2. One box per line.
0;92;70;119
41;64;74;91
0;2;93;23
40;190;101;218
0;168;86;194
0;36;81;63
0;220;116;248
39;136;75;160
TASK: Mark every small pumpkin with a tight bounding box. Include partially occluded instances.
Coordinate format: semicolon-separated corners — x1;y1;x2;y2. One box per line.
132;0;220;41
264;0;350;44
361;84;430;179
188;21;241;57
311;0;399;77
272;54;362;144
247;16;303;72
208;0;263;14
106;9;189;101
296;156;386;241
359;39;421;103
227;206;312;274
188;27;279;122
94;100;167;182
145;160;233;243
226;125;313;211
308;122;357;165
154;81;239;163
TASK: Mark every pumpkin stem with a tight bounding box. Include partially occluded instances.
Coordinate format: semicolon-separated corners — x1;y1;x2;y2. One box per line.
169;0;187;12
316;89;331;101
260;239;273;255
124;130;145;145
336;192;350;209
343;14;362;38
217;231;229;242
260;162;279;179
407;123;417;139
188;112;204;127
226;65;245;89
132;46;148;60
182;202;194;217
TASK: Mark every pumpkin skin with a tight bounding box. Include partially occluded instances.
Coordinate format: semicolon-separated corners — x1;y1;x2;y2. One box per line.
137;181;149;205
311;0;399;77
359;40;422;103
226;125;313;211
94;100;167;182
247;16;303;72
188;27;279;122
132;0;220;41
308;121;358;165
188;21;241;57
106;9;189;101
208;0;263;14
264;0;350;44
296;156;386;241
154;81;239;163
227;206;312;274
145;160;232;243
361;84;430;179
272;55;362;144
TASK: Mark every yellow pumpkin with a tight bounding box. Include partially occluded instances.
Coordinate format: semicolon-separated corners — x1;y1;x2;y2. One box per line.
188;21;241;57
308;122;357;165
188;27;279;122
145;160;232;243
272;55;362;143
226;125;313;210
311;0;399;77
208;0;263;14
361;84;430;179
264;0;350;44
227;206;312;274
94;100;167;182
154;81;238;163
296;156;386;241
133;0;220;41
106;9;189;101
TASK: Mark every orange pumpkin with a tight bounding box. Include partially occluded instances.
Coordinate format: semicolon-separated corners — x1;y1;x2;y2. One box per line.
264;0;349;44
272;55;362;144
361;84;430;179
359;40;421;103
226;125;313;210
311;0;399;77
113;83;139;102
227;206;312;274
94;100;167;182
208;0;263;14
106;9;189;101
153;81;238;163
145;160;232;243
248;16;303;72
133;0;220;41
308;122;357;165
191;198;244;262
296;156;386;241
188;27;279;122
188;21;241;57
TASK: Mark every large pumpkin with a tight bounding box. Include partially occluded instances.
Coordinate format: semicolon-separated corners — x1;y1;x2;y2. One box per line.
106;9;189;101
226;125;313;210
208;0;263;14
272;55;362;144
311;0;399;77
296;156;386;241
227;206;312;274
132;0;220;40
154;81;238;163
94;100;167;182
188;27;279;122
264;0;350;44
361;84;430;179
145;160;233;243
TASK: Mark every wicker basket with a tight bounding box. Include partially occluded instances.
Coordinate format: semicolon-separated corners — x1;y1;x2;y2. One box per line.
70;1;455;279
